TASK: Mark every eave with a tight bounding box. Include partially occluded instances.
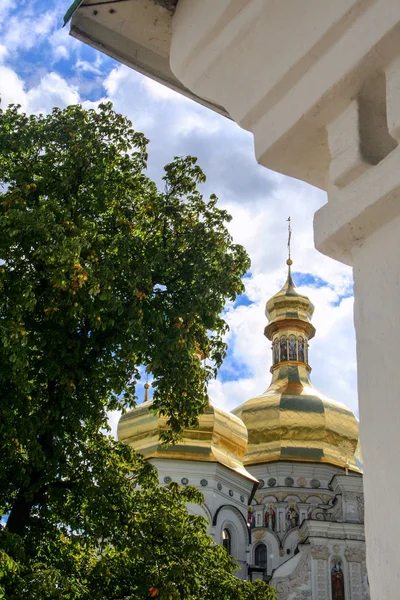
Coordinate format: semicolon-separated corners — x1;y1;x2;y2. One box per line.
66;0;229;118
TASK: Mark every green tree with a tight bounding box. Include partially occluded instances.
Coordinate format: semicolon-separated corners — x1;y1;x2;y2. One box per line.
0;103;275;599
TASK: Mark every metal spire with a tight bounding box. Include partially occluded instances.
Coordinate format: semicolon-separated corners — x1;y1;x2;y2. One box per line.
144;369;150;402
287;216;292;266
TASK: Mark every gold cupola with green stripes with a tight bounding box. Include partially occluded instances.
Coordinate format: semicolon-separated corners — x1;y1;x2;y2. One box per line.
233;259;362;473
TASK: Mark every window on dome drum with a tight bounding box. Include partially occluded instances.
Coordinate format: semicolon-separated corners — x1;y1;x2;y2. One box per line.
222;529;231;555
298;336;305;362
289;334;297;360
255;544;267;569
280;335;288;361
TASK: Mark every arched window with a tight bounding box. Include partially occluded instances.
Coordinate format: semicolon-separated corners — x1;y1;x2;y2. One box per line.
298;336;305;362
255;544;267;569
273;339;279;364
288;335;297;360
280;336;287;361
222;529;231;555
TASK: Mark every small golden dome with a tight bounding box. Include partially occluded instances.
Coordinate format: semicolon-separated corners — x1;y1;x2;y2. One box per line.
233;264;362;473
265;264;315;341
118;400;258;483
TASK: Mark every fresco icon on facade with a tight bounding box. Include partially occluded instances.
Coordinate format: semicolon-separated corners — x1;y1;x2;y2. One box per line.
331;557;345;600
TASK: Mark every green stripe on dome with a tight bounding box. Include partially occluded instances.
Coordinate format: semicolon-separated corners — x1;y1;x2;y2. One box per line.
281;447;324;460
280;394;324;413
286;365;301;384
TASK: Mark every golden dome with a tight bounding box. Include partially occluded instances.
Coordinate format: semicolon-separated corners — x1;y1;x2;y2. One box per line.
118;400;258;483
233;265;362;473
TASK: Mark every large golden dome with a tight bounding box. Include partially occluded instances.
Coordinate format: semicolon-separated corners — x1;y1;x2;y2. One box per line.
118;399;258;483
233;262;362;473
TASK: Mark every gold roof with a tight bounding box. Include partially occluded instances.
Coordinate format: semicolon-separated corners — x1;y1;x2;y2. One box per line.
233;263;362;473
118;400;258;483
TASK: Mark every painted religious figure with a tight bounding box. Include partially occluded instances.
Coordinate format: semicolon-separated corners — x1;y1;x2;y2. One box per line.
264;506;269;528
248;509;255;530
331;558;345;600
269;505;276;531
273;339;279;364
289;335;297;360
286;504;299;531
280;335;288;361
298;336;305;362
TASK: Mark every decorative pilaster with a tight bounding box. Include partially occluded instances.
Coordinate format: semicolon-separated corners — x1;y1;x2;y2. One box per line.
311;545;330;600
345;548;365;600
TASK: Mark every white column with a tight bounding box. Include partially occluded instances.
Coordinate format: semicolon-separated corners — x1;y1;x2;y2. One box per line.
352;216;400;599
312;57;400;598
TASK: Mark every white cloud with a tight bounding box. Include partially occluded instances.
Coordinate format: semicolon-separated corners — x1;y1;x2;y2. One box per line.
102;66;153;131
0;0;16;18
108;410;122;439
48;23;80;62
2;9;59;51
75;59;101;75
0;44;8;63
102;64;225;141
26;72;80;113
53;45;69;61
142;76;185;101
0;64;28;108
0;67;80;113
75;53;103;75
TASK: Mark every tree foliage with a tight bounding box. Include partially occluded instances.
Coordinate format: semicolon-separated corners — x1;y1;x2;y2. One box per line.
0;103;276;599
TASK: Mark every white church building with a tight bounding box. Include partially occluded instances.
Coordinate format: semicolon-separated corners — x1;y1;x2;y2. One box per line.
118;262;369;600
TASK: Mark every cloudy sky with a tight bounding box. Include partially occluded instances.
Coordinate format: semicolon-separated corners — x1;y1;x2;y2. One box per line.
0;0;358;433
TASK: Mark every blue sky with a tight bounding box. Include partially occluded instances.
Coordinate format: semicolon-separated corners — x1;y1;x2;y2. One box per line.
0;0;359;430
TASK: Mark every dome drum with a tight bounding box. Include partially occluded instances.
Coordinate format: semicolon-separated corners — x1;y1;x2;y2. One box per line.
270;333;311;370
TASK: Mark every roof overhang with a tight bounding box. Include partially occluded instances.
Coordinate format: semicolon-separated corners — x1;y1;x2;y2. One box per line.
65;0;229;118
